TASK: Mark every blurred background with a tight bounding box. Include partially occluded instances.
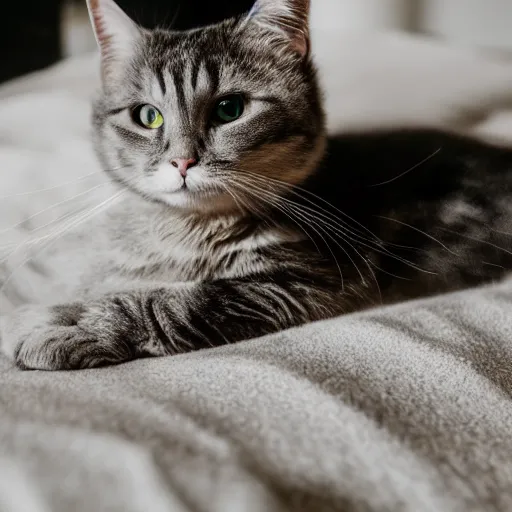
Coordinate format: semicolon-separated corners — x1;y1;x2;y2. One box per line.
2;0;512;84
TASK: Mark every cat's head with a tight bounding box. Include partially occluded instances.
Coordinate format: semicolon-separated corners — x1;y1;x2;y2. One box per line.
87;0;325;214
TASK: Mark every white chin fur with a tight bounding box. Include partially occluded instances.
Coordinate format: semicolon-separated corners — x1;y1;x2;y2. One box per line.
155;189;236;213
148;162;188;194
124;163;234;212
157;190;201;208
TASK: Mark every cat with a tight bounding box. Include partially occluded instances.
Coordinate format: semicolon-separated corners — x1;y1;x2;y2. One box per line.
1;0;512;370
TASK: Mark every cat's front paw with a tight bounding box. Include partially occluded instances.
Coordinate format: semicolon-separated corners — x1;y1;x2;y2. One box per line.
0;301;137;370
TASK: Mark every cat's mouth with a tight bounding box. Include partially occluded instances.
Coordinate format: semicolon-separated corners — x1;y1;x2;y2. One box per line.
157;183;238;214
166;181;224;199
177;186;223;197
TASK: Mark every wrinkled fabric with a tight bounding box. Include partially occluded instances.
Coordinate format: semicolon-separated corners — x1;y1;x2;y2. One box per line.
1;281;512;511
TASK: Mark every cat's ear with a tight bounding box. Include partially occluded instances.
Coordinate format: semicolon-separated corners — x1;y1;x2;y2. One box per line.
247;0;310;57
86;0;140;80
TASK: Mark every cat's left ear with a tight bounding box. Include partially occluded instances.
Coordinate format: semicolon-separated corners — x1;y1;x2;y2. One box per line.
247;0;310;57
86;0;141;81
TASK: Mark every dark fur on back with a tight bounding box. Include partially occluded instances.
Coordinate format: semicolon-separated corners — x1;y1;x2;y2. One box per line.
300;130;512;301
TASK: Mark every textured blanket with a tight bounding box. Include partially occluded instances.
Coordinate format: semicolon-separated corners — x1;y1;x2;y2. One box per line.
2;29;512;512
1;281;512;511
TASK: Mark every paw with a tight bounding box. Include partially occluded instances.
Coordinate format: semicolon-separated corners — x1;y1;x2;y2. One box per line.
0;301;138;370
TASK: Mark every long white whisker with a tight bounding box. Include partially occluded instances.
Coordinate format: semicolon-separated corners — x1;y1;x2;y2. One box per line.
440;227;512;259
229;181;322;256
237;170;376;244
1;172;100;200
0;165;129;200
246;173;417;255
231;180;345;290
370;147;442;187
378;215;459;256
0;201;107;266
0;182;109;235
288;202;412;285
291;204;364;285
237;179;362;285
235;169;420;254
221;185;246;216
235;174;433;275
237;169;384;244
289;198;433;275
1;188;128;295
235;169;423;260
220;183;275;236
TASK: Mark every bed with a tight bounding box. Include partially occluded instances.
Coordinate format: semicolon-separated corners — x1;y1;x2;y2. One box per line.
1;29;512;511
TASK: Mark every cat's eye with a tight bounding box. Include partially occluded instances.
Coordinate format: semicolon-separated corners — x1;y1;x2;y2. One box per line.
212;94;245;124
134;104;164;129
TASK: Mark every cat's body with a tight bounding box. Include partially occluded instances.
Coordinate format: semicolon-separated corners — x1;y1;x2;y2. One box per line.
32;129;512;300
1;0;512;370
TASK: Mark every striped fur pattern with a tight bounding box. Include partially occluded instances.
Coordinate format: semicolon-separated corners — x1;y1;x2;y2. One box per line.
2;0;512;370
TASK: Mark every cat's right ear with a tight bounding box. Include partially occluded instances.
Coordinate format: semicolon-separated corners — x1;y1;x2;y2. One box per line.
86;0;140;82
246;0;310;57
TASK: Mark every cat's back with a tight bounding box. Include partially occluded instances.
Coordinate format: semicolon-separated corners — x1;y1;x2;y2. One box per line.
302;129;512;300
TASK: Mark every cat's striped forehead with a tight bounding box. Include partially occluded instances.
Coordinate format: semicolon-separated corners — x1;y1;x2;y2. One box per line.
142;57;218;115
126;21;304;106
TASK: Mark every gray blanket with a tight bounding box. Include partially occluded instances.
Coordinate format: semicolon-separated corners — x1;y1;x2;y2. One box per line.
2;280;512;512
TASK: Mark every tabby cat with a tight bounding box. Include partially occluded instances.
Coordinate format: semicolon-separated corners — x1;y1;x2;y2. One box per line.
1;0;512;370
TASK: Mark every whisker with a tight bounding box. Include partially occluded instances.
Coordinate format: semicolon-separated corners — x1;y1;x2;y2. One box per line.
287;202;412;285
234;174;432;275
0;166;129;200
238;170;422;255
221;183;275;236
236;169;426;267
0;202;104;266
231;180;345;290
278;199;363;286
229;181;322;256
221;185;246;216
236;169;384;244
0;183;110;235
238;178;369;285
232;181;320;248
20;205;92;237
337;237;384;303
369;147;442;187
440;227;512;259
377;215;459;256
236;171;366;234
490;227;512;238
0;187;129;295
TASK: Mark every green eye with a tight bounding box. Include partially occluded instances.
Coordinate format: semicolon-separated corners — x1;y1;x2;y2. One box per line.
213;94;245;123
135;104;164;129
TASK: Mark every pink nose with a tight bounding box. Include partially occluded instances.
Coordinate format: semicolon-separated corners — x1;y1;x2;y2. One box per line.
171;157;197;177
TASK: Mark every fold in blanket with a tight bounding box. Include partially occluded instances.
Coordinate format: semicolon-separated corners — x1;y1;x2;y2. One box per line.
1;280;512;511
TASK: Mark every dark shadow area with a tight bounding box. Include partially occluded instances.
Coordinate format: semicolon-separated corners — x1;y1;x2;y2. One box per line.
117;0;254;30
1;0;61;83
1;0;255;84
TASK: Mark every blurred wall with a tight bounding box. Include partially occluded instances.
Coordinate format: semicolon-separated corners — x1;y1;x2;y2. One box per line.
311;0;512;50
421;0;512;49
64;0;512;56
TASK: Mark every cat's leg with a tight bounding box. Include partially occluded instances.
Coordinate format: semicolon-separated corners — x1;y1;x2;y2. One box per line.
1;272;356;370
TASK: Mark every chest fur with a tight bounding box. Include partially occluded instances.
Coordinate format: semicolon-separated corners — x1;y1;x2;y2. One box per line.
107;210;297;283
